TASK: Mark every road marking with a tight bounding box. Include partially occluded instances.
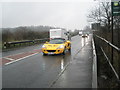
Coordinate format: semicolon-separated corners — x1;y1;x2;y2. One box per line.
3;52;25;58
1;48;42;65
3;57;15;61
5;52;38;65
49;59;70;88
0;58;11;66
2;49;41;59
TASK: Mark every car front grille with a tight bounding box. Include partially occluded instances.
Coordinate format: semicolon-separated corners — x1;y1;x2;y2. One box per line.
47;50;56;52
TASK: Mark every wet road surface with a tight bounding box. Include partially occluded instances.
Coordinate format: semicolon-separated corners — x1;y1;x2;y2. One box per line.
52;35;93;88
2;35;93;88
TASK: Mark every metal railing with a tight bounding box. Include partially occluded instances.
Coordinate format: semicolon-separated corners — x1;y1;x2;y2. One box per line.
3;38;49;49
92;38;97;88
96;35;120;52
101;47;119;80
95;34;120;85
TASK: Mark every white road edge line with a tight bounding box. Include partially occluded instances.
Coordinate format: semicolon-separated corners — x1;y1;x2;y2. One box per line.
5;52;39;65
3;57;15;61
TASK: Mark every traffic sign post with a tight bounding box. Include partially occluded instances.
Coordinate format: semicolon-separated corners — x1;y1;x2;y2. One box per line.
111;1;120;70
111;1;120;16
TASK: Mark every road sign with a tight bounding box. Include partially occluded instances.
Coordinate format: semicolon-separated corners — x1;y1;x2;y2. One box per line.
111;1;120;16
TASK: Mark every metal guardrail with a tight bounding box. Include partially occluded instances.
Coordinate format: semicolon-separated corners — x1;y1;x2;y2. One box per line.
95;35;120;84
3;38;49;49
101;47;119;80
92;38;97;88
96;35;120;52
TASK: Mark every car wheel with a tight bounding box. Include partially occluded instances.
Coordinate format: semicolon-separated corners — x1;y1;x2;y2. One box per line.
68;44;71;51
68;48;71;51
62;48;66;55
43;53;47;56
62;50;65;55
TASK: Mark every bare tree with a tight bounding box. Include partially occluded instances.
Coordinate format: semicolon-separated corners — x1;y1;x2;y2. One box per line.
87;2;111;31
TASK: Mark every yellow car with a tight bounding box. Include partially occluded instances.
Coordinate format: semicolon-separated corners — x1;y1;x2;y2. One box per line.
41;38;71;56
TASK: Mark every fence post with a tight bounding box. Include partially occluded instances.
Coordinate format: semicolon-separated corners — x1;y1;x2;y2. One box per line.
5;42;10;48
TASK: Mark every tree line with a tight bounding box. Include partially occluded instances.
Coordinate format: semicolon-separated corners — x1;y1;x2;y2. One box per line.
2;25;80;43
2;25;55;42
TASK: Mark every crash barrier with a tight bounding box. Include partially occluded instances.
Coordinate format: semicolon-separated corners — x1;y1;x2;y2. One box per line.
95;35;120;87
92;38;97;88
3;35;74;49
3;38;49;49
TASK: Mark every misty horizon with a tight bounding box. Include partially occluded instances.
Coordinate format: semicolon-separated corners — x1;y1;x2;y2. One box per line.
2;2;97;30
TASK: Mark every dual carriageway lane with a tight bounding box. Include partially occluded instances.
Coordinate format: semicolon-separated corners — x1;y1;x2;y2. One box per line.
2;35;93;88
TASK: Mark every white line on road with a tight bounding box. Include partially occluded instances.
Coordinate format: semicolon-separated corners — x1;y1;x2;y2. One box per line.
2;49;41;59
5;52;39;65
49;59;70;88
3;57;15;61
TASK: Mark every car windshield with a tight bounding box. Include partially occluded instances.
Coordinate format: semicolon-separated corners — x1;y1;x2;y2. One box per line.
49;39;65;44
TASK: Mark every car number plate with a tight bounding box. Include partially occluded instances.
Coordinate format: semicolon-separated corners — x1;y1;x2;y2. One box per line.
48;52;54;54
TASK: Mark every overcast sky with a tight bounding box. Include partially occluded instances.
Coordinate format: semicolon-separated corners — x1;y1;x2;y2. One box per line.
1;0;98;30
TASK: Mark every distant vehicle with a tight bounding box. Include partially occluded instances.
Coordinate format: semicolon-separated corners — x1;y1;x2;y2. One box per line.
41;29;71;56
82;34;88;37
50;29;68;40
79;31;82;36
81;31;90;37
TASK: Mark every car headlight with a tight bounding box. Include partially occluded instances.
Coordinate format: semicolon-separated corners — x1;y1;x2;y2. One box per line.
57;45;64;49
42;45;46;48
